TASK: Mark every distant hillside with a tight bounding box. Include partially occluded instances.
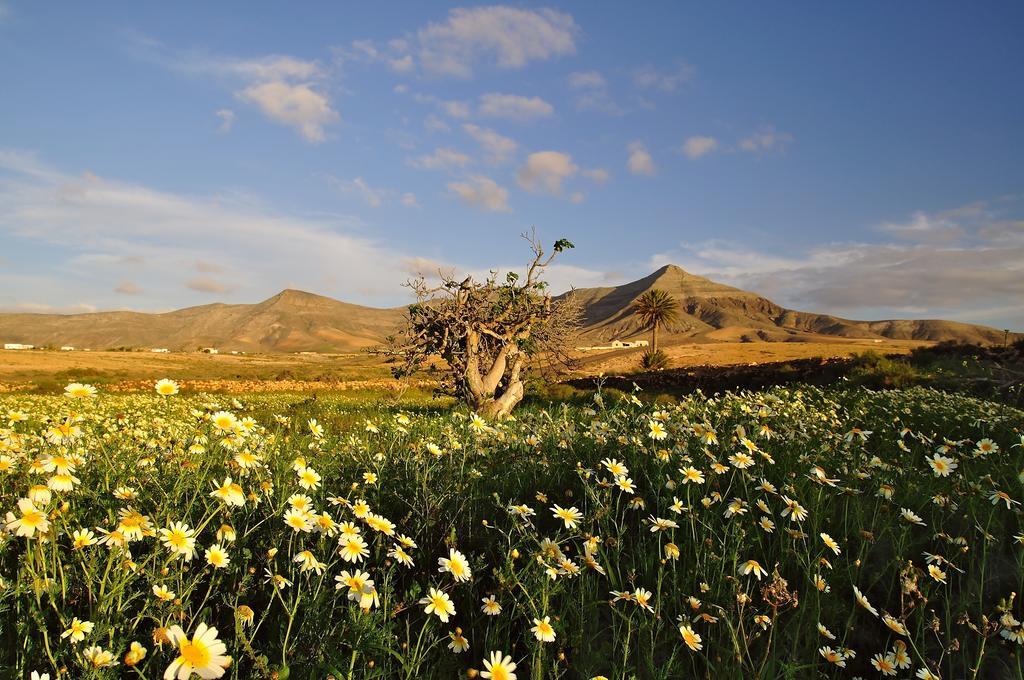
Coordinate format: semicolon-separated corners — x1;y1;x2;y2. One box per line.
564;264;1015;346
0;266;1015;352
0;290;405;352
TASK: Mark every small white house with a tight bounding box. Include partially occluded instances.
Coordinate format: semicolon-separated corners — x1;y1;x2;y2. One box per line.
60;346;75;351
150;348;170;353
3;343;34;350
200;347;219;354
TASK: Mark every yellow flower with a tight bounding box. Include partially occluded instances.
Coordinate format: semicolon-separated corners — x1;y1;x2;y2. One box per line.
64;382;97;398
165;623;231;679
61;617;94;643
6;498;49;538
481;650;517;680
679;624;703;651
551;504;583;529
531;616;556;642
420;587;456;622
205;545;231;569
438;548;472;582
155;379;180;396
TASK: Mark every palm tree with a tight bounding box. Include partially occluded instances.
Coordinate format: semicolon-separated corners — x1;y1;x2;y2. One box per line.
633;288;678;352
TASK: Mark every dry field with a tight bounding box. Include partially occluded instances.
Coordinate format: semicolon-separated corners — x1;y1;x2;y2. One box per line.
0;349;394;392
0;338;929;393
570;337;929;375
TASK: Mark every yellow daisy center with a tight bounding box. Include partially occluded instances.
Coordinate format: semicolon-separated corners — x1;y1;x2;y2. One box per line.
180;637;211;666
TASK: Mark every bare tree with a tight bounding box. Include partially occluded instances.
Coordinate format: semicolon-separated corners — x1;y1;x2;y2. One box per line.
390;232;580;417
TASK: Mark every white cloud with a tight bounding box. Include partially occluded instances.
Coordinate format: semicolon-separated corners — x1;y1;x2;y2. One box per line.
416;6;577;77
448;175;510;212
331;176;385;208
128;35;339;143
582;168;610;184
0;151;425;307
681;135;718;159
400;192;419;207
424;115;451;133
115;281;142;295
738;126;793;153
410;92;472;119
877;210;963;242
389;54;414;73
216;109;236;133
463;124;517;164
237;81;339;143
567;70;620;114
567;71;605;89
633;62;696;92
517;151;578;195
649;203;1024;328
195;261;224;273
186;277;231;294
478;93;554;121
442;100;472;119
6;302;98;314
569;192;585;204
627;141;656;176
407;147;472;171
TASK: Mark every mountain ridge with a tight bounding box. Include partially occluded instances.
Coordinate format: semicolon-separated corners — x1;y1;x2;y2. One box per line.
0;265;1015;351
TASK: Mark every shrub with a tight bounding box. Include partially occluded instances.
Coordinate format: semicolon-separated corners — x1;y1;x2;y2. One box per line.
640;348;670;370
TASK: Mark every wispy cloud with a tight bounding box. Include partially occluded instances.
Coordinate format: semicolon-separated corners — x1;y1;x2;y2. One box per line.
126;31;339;142
567;70;621;114
407;147;473;171
517;151;578;196
477;93;554;121
626;141;656;176
0;150;424;306
463;124;517;164
680;136;719;159
448;175;510;212
414;6;578;77
737;126;793;154
632;62;696;92
650;202;1024;327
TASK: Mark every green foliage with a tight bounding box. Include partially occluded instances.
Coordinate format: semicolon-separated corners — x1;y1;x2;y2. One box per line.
1;386;1022;678
849;350;921;388
640;348;671;370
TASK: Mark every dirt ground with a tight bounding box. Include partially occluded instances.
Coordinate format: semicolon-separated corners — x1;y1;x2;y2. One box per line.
0;337;929;392
0;349;393;391
570;337;929;375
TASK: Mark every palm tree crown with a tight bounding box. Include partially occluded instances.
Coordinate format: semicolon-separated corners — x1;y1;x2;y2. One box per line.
633;289;679;352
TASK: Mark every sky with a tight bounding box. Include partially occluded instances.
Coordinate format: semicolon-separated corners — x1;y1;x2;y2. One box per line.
1;2;1022;328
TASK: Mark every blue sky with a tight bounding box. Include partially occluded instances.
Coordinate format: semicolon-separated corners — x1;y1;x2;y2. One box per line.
1;2;1022;328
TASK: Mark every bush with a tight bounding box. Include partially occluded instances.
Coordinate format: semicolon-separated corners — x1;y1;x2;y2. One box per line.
640;348;670;370
850;351;920;388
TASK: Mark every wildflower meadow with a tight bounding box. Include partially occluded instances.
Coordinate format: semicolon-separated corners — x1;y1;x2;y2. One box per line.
1;381;1022;679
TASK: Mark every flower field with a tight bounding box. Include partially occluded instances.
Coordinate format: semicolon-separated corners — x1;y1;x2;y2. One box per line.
1;382;1023;679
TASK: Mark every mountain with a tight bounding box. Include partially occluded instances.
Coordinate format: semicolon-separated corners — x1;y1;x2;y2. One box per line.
0;267;1014;353
0;290;405;352
565;264;1014;345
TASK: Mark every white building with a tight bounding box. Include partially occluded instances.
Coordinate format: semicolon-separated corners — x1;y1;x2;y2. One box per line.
60;346;75;351
150;348;170;353
200;347;219;354
3;343;34;350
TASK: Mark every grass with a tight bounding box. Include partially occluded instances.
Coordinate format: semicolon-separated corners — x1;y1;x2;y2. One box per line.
1;383;1022;678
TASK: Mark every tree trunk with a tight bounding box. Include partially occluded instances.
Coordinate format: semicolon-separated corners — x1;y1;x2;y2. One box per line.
652;322;659;353
477;379;524;418
475;353;526;418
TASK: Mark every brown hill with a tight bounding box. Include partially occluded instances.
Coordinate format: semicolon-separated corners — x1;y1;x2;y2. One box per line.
0;266;1014;353
0;289;405;352
565;264;1015;346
